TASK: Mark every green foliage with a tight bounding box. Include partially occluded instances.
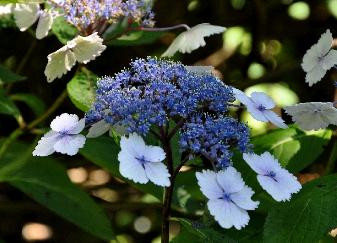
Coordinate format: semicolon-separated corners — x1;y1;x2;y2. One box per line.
0;141;115;241
264;174;337;243
0;64;26;84
51;16;78;45
106;31;164;46
67;68;97;112
0;88;20;119
10;93;46;116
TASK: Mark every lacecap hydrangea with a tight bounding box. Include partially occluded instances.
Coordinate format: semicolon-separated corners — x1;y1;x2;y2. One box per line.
85;57;251;168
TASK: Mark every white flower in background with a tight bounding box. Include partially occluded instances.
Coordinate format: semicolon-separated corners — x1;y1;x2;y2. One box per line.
196;167;259;230
0;4;12;16
284;102;337;130
33;113;86;156
232;88;287;128
44;32;106;82
118;133;170;187
185;65;214;75
161;23;226;57
12;4;56;40
302;29;337;86
243;152;301;202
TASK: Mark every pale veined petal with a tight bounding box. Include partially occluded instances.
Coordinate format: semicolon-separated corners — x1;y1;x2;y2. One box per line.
250;92;275;109
50;113;81;133
70;32;106;64
316;29;333;57
12;3;39;31
120;133;147;158
230;186;259;210
305;61;326;87
246;105;268;122
321;49;337;70
232;88;254;107
144;162;170;187
275;168;301;196
207;199;250;230
257;175;292;202
53;134;86;156
243;152;267;174
44;45;76;82
118;150;149;184
216;167;245;194
32;131;59;156
143;145;166;163
196;170;223;200
67;118;85;134
161;23;226;57
301;44;319;72
36;10;53;40
87;119;111;138
262;110;288;128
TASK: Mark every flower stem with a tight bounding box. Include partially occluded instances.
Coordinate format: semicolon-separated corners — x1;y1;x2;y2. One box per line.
140;24;190;32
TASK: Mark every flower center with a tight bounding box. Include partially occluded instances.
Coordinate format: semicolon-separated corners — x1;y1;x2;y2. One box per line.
222;192;232;202
136;155;150;165
257;104;266;111
265;171;278;182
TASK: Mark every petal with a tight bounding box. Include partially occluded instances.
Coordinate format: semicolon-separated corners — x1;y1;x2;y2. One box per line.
144;162;170;187
120;133;146;157
216;167;245;194
262;110;288;128
257;175;292;202
32;131;59;156
231;186;260;210
232;88;254;107
118;150;148;184
196;170;223;200
53;134;86;156
250;92;275;109
143;145;166;163
36;10;53;39
246;105;268;122
242;152;266;174
305;64;326;87
13;3;39;31
301;44;319;72
208;199;250;230
317;29;333;56
67;118;85;134
321;49;337;70
50;113;81;133
87;119;111;138
273;169;301;199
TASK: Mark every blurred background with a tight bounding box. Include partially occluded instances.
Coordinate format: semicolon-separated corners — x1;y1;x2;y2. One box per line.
0;0;336;242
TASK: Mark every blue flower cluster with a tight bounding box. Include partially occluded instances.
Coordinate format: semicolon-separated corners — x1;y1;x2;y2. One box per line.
86;57;251;168
54;0;154;31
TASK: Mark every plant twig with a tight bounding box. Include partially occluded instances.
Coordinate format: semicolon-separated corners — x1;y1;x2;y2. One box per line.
325;140;337;175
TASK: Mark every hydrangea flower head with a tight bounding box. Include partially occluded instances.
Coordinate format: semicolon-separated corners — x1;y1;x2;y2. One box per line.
302;29;337;86
233;88;287;129
243;152;301;202
33;113;86;156
86;57;251;167
118;133;170;186
196;168;259;229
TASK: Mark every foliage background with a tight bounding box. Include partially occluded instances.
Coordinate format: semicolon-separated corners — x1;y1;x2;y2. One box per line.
0;0;337;242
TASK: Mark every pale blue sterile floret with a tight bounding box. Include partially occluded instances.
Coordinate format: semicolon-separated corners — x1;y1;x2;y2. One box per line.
86;57;251;168
54;0;155;30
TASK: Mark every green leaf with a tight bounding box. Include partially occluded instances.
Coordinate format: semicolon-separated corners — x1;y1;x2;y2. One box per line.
67;68;97;112
80;136;164;200
0;147;115;241
10;93;46;116
0;88;20;118
51;16;78;45
0;64;26;84
106;31;164;46
264;174;337;243
252;127;331;173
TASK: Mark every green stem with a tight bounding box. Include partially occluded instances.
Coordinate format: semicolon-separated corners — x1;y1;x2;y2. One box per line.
325;141;337;175
0;128;23;161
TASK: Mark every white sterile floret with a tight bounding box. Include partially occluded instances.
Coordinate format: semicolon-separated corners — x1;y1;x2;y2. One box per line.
196;167;259;230
232;88;287;128
185;65;214;75
44;32;106;82
243;152;301;202
0;4;13;16
302;29;337;86
162;23;226;57
33;113;86;156
284;102;337;130
118;133;170;187
12;4;56;40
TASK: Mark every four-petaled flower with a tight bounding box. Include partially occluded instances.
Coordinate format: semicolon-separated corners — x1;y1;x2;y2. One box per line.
118;133;170;187
196;167;259;229
302;29;337;86
243;152;302;202
33;113;86;156
232;88;287;129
